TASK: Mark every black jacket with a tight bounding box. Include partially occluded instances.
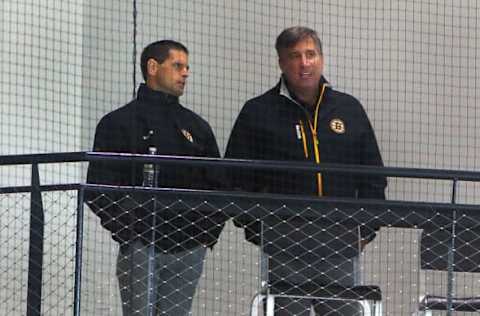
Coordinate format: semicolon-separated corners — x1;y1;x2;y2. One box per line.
86;84;227;252
225;77;387;259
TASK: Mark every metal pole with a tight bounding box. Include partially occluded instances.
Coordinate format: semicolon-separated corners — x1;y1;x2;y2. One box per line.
145;148;159;316
446;179;458;316
73;187;85;316
26;163;44;316
146;206;157;316
132;0;137;99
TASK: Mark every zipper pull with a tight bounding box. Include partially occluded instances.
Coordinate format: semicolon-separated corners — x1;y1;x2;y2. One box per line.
295;124;302;140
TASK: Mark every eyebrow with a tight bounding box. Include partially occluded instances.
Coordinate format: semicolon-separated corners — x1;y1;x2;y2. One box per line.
288;49;317;56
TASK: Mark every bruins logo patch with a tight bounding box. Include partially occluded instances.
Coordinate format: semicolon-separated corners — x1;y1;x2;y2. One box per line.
330;119;346;134
181;129;194;143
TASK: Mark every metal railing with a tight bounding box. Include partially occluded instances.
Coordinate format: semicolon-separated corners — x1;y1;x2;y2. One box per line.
1;152;480;315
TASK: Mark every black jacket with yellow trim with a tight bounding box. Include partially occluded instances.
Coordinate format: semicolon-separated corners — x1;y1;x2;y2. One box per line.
225;77;387;259
86;83;227;253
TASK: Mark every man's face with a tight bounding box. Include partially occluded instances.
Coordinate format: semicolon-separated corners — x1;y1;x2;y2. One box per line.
278;37;324;93
147;49;189;96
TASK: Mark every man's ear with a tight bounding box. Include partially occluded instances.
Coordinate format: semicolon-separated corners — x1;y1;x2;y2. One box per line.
278;57;285;74
147;58;158;77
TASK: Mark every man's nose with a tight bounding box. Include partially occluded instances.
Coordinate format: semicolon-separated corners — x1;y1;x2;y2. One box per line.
301;54;309;66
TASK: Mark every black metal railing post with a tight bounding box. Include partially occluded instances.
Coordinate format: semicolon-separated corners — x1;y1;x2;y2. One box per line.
446;178;458;316
26;163;44;316
73;187;85;316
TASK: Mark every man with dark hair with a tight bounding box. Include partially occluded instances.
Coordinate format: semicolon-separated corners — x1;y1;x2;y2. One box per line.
86;40;225;316
225;26;387;315
140;40;189;82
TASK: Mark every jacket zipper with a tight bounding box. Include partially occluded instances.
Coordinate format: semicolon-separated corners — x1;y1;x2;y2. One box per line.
298;120;308;158
299;84;327;196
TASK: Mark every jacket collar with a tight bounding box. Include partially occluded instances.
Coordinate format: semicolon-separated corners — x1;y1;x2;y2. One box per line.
136;83;179;106
278;75;330;106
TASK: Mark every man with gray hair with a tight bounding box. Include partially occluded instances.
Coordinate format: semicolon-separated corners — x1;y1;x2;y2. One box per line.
225;26;386;315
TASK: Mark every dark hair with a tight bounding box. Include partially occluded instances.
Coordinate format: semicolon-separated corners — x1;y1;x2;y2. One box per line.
140;40;189;80
275;26;323;56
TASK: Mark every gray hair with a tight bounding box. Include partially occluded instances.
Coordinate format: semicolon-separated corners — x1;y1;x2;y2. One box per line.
275;26;323;56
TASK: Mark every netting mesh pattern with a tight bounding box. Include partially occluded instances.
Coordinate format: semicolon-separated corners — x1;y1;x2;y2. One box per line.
2;1;480;315
2;1;480;170
79;187;480;315
0;191;78;316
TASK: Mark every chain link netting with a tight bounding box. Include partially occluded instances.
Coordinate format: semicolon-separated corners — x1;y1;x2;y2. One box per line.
0;190;78;316
79;186;480;315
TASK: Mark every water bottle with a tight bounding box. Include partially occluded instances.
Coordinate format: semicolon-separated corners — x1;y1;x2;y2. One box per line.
143;146;157;187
